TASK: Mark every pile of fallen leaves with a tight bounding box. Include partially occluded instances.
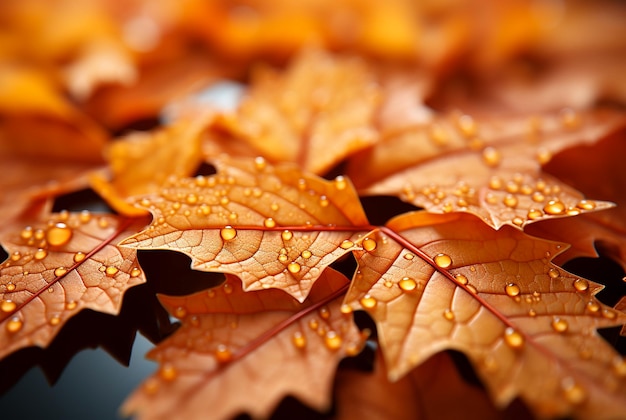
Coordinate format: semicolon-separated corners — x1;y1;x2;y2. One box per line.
2;0;626;419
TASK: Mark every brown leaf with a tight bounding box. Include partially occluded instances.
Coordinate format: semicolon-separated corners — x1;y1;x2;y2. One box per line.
335;351;512;420
349;109;624;229
212;49;381;174
0;211;148;359
343;211;626;419
123;269;365;420
120;157;370;301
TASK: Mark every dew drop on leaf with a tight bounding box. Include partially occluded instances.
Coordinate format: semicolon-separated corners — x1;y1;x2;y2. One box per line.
66;300;77;310
263;218;276;228
360;294;377;309
334;176;347;190
340;304;353;314
324;331;342;351
503;195;518;208
398;277;417;291
105;266;119;277
562;379;586;405
543;200;566;215
362;237;377;252
220;226;237;241
159;363;177;381
551;318;569;333
1;299;16;313
20;226;33;240
454;274;468;285
443;309;455;321
301;250;312;259
54;267;68;277
340;240;354;249
602;309;617;320
6;316;23;333
577;200;596;210
174;306;187;318
505;283;521;297
287;262;301;274
319;307;330;319
49;314;61;326
586;301;600;313
73;252;86;263
130;267;142;277
281;230;293;241
6;282;16;292
10;252;21;261
34;248;48;260
503;327;524;349
292;331;306;349
79;210;91;223
47;223;73;246
214;345;232;363
548;268;560;279
573;278;589;292
434;253;452;268
481;147;501;167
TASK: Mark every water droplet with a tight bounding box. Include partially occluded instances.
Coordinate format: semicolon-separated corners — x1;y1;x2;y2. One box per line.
1;300;17;313
531;192;545;203
130;267;142;277
362;237;377;252
308;319;319;330
324;331;342;350
220;226;237;241
270;203;279;211
544;200;565;215
434;253;452;268
319;196;329;207
503;195;518;208
185;193;198;205
73;252;86;263
527;208;543;220
79;210;92;223
562;379;586;405
548;268;560;279
98;218;109;229
340;240;354;249
264;218;276;228
334;176;347;190
503;327;524;349
174;306;187;318
10;251;21;261
512;217;524;226
353;291;378;310
214;345;232;363
457;114;477;137
223;283;233;294
287;262;301;274
430;124;449;145
443;309;455;321
551;317;569;333
505;283;521;297
586;301;600;313
561;109;581;129
278;254;288;263
340;304;353;314
301;250;312;259
46;223;72;247
159;363;177;381
6;316;23;333
403;252;415;260
66;300;77;310
482;147;501;167
573;278;589;292
398;277;418;291
20;226;33;240
536;148;552;164
49;314;61;326
254;156;266;170
6;282;16;292
54;267;68;277
576;200;596;211
466;284;478;294
489;176;503;190
34;248;48;260
454;274;469;285
292;331;306;349
602;309;617;320
105;266;119;277
612;357;626;377
528;309;537;317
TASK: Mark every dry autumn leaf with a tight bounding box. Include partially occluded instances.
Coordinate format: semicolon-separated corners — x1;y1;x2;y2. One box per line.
350;109;624;229
0;210;148;360
344;211;626;419
120;157;370;301
123;269;365;420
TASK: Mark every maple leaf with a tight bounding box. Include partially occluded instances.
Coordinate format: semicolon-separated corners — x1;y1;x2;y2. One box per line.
122;269;366;420
0;210;148;360
343;211;626;419
212;48;381;174
349;109;624;229
120;156;370;301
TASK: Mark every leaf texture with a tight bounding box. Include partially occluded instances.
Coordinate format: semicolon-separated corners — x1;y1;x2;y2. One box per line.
121;157;370;301
343;211;626;419
0;211;147;359
350;109;624;229
123;269;365;420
